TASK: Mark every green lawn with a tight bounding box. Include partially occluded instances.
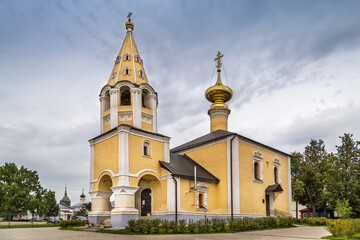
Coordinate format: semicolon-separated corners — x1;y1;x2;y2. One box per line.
322;233;360;240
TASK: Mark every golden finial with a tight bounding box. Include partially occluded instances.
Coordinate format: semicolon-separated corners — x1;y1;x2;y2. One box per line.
125;12;134;30
205;51;233;112
127;12;132;22
214;51;224;71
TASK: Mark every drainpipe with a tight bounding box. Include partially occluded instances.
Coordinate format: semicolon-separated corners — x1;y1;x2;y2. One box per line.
172;175;178;222
230;135;236;219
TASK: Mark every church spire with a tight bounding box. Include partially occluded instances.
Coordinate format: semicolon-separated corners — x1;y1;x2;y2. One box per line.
107;12;148;86
205;51;233;132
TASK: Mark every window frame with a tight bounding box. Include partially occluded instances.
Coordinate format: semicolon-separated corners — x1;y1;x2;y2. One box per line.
273;157;281;184
253;150;264;183
142;140;152;158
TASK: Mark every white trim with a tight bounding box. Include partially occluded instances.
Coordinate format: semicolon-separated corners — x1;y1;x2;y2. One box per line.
129;33;137;83
115;33;128;82
288;156;292;217
131;88;142;128
142;139;152;158
152;95;157;133
130;129;170;143
253;150;264;181
90;144;95;190
273;157;281;184
239;138;289;159
176;177;180;212
164;139;170;163
128;169;162;178
99;96;104;133
92;169;117;183
160;174;172;180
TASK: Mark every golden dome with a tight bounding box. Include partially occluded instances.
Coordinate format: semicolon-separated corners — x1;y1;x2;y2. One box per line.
125;12;134;30
205;51;233;112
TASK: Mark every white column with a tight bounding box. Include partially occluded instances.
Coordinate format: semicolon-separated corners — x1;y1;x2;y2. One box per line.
288;156;292;217
111;186;139;214
110;88;119;129
131;88;142;128
164;137;170;163
99;96;104;134
118;125;130;186
88;191;112;216
89;141;95;191
167;178;175;212
151;94;157;133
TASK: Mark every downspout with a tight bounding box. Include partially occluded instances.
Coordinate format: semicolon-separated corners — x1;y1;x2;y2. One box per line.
230;135;236;219
172;175;178;222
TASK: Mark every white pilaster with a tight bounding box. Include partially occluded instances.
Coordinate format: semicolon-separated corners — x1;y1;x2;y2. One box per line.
88;191;112;216
110;88;119;129
111;186;139;214
288;156;292;217
118;126;130;186
167;178;175;211
89;141;95;191
232;137;240;214
131;88;142;128
99;96;104;134
151;94;157;133
164;137;170;163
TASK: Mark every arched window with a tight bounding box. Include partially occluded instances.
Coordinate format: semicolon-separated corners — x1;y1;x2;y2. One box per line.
142;89;151;109
139;70;144;78
124;67;130;75
112;71;117;79
274;167;279;184
124;53;130;61
254;162;260;180
143;141;150;157
104;90;110;111
115;56;120;64
120;86;131;105
135;55;142;63
198;193;204;208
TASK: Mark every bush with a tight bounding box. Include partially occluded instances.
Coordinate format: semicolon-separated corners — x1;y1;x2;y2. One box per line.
326;219;360;238
211;218;226;232
178;219;187;233
187;219;197;233
296;217;329;226
59;220;85;228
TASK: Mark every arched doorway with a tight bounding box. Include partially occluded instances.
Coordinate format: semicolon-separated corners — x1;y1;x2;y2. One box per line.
141;189;151;216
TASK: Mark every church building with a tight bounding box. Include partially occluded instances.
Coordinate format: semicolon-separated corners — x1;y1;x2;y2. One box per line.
88;14;292;228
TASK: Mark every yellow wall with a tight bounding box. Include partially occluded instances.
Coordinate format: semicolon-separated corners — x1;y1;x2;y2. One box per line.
93;135;119;190
184;141;228;214
210;115;228;132
128;134;165;175
238;141;289;215
141;121;153;131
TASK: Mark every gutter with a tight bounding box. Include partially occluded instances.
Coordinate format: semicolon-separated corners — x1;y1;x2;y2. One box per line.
230;135;236;219
172;174;178;222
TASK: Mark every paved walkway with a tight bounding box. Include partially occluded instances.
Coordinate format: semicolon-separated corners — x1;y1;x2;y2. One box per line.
0;225;329;240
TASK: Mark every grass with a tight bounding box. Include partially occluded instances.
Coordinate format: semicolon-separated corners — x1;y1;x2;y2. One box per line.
322;233;360;240
0;223;60;229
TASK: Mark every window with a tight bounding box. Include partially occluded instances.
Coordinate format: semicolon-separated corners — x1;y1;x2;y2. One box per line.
120;86;131;105
254;162;260;180
253;150;263;182
135;55;142;63
112;71;117;79
309;213;312;217
124;67;131;75
273;157;281;184
124;53;130;61
104;90;110;111
139;70;144;78
198;193;204;208
274;167;279;184
142;89;151;109
143;141;150;157
304;213;307;218
115;56;120;63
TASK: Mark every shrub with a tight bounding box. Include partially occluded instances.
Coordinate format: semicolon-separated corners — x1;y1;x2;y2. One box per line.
336;199;353;219
187;219;197;233
161;220;169;234
211;218;226;232
59;220;85;228
169;220;179;234
178;219;187;233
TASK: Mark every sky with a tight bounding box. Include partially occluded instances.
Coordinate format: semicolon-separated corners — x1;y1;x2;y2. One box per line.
1;0;360;203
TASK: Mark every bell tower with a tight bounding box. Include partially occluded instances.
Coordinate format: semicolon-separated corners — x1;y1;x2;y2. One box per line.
205;51;233;132
99;12;158;134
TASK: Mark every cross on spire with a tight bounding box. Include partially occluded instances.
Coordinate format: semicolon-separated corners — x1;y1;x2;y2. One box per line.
127;12;132;22
214;51;224;70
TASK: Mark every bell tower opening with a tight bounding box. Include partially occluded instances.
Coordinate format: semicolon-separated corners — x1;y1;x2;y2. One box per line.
104;90;110;111
142;89;151;109
120;86;131;106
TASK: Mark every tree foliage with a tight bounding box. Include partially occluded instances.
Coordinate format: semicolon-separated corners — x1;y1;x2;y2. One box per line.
291;133;360;215
0;162;58;218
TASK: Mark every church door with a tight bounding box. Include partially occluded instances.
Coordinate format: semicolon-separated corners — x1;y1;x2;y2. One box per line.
265;194;270;216
141;189;151;216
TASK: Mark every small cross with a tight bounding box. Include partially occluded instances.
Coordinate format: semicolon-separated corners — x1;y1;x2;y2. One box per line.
127;12;132;22
214;51;224;70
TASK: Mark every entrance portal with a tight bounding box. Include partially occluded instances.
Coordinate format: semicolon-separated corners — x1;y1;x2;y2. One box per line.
266;194;270;216
141;189;151;216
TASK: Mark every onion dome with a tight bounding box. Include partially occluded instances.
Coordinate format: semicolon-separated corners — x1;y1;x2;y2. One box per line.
80;188;85;198
125;12;134;30
205;51;233;112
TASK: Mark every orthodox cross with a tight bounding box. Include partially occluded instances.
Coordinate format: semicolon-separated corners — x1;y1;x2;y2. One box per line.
214;51;224;70
127;12;132;22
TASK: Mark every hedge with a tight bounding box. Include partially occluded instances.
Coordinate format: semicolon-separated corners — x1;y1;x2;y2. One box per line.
295;217;330;226
59;220;85;228
126;217;295;234
326;219;360;238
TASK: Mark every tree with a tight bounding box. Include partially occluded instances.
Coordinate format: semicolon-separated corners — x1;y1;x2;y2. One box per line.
326;134;360;211
335;199;353;219
0;163;58;219
291;139;329;216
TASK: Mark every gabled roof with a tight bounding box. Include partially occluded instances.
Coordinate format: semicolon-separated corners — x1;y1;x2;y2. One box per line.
171;129;290;157
159;153;219;183
265;184;283;192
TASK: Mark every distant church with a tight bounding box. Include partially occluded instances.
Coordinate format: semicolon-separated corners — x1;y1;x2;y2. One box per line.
88;14;292;228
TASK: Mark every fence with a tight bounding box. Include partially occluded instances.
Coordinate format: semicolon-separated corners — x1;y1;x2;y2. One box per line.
0;212;56;228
